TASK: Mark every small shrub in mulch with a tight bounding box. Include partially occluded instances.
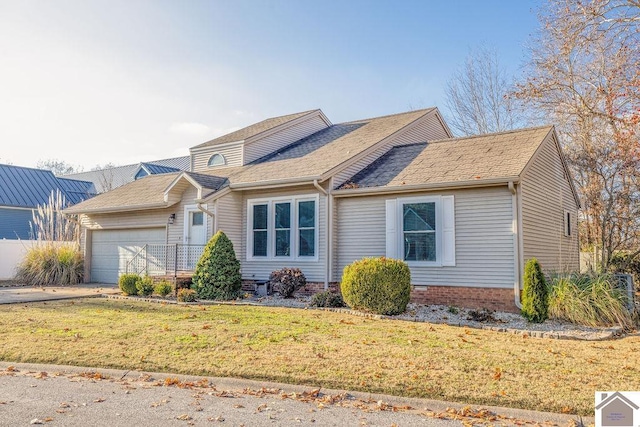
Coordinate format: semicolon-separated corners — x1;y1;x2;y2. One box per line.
467;308;499;323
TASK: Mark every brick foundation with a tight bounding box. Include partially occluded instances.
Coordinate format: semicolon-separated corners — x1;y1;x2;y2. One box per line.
410;285;519;313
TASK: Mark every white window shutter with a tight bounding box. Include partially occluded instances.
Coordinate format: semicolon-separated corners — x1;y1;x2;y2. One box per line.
385;199;397;258
441;195;456;266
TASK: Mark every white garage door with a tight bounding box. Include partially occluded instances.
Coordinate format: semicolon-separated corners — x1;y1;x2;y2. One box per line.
90;228;166;283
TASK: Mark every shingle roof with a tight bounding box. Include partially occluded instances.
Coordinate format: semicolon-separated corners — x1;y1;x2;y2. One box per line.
64;108;440;213
63;173;180;214
226;109;435;185
191;110;320;149
63;156;190;193
0;164;95;209
339;126;554;189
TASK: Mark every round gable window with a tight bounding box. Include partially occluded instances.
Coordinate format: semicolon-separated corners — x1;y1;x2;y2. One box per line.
207;153;226;167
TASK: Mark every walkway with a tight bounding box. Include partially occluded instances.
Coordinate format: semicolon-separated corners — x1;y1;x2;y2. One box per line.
0;284;119;304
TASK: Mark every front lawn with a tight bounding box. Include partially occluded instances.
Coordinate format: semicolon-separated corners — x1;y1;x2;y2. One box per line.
0;299;637;415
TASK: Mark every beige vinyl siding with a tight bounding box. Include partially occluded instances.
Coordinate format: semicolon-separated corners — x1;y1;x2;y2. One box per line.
191;142;244;172
335;187;515;288
243;115;329;164
240;186;327;283
215;191;243;253
521;134;579;273
333;112;452;188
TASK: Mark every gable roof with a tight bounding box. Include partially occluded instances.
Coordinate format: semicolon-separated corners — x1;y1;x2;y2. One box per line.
191;110;321;149
226;108;436;187
63;156;190;193
0;164;95;209
64;173;180;214
64;108;445;213
337;126;554;191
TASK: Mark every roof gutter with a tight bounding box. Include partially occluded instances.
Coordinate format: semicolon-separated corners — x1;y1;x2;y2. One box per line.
509;181;522;310
332;177;521;198
62;202;174;215
229;176;323;191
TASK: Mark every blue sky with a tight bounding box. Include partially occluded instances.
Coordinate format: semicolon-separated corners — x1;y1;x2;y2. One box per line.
0;0;541;170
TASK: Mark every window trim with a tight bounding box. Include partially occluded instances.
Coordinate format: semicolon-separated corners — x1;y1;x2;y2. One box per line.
397;196;443;267
246;194;319;262
207;153;226;167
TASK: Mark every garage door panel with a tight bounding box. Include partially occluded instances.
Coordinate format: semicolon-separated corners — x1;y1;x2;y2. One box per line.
91;228;165;283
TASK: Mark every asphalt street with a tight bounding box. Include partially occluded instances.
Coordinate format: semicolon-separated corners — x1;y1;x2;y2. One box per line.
0;363;589;427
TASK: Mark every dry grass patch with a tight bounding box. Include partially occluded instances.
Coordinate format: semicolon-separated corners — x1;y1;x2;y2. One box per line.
0;299;637;415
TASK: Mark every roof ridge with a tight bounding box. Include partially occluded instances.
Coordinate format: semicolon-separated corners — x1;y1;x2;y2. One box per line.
428;125;554;144
340;108;435;124
56;176;94;185
0;163;53;174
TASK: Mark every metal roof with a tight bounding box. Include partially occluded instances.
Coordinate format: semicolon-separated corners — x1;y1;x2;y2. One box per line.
63;156;190;193
0;164;96;209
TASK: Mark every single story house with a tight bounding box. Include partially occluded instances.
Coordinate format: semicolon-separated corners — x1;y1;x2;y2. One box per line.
64;108;580;311
63;156;190;193
0;164;96;239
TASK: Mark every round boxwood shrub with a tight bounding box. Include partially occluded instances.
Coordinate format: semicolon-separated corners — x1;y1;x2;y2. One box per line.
192;231;242;300
310;290;345;308
136;275;154;296
118;273;140;296
340;257;411;315
154;280;173;298
521;258;549;323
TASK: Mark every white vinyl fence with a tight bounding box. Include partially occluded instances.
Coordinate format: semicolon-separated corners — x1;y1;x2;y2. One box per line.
0;240;67;281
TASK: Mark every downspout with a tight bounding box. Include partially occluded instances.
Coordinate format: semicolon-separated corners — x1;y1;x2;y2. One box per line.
509;182;522;309
313;179;330;290
195;200;216;236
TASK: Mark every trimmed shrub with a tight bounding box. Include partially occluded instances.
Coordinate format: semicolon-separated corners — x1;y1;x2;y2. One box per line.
136;276;154;296
269;268;306;298
15;243;83;286
521;258;548;323
192;231;242;300
310;290;345;308
549;273;634;329
154;280;173;297
118;273;140;296
177;288;197;302
340;257;411;315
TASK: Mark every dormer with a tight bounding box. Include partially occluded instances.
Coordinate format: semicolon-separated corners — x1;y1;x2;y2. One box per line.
190;109;331;172
133;162;181;180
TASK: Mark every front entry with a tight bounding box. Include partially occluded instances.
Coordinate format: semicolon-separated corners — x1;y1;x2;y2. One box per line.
182;205;208;270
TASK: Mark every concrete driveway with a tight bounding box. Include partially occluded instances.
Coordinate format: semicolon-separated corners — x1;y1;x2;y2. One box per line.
0;284;119;304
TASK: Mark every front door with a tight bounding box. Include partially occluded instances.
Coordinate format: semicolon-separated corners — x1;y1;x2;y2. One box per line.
183;206;207;270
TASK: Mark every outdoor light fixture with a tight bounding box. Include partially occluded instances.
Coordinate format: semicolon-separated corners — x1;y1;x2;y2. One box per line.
168;213;176;225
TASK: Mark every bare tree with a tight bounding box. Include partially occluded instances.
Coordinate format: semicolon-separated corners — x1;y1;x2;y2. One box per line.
36;159;83;176
515;0;640;269
91;163;117;193
444;46;527;136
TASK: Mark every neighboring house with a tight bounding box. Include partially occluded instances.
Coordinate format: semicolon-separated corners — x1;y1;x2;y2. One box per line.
64;108;580;311
0;164;96;239
63;156;190;193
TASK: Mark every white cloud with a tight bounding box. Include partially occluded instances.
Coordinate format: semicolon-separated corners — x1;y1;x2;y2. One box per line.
169;122;211;136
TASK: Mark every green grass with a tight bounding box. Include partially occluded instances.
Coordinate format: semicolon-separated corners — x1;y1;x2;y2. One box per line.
0;299;638;415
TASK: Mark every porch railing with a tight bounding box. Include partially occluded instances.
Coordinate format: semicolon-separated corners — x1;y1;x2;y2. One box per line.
125;244;206;278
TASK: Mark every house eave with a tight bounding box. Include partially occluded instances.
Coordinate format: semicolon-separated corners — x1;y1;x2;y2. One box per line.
331;177;521;198
63;202;176;215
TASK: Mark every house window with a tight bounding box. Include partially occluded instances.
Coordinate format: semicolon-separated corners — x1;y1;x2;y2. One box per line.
191;211;203;226
564;210;572;237
298;200;315;257
207;153;226;167
252;204;268;257
385;195;455;267
403;202;436;262
247;196;318;260
274;202;291;256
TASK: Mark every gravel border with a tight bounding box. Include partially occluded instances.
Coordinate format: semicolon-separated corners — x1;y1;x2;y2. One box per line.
101;293;627;341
